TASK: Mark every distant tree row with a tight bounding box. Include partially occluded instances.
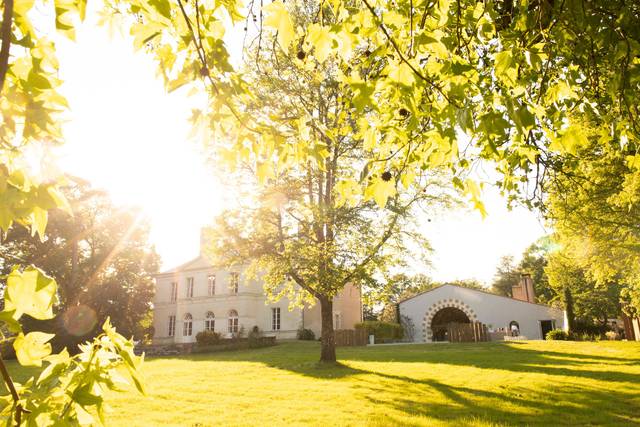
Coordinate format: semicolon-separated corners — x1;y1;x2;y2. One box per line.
491;238;623;334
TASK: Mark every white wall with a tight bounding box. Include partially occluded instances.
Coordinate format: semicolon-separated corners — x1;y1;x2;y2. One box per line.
399;284;565;342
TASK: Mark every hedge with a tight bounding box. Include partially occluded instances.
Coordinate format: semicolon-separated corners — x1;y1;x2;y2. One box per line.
355;321;403;343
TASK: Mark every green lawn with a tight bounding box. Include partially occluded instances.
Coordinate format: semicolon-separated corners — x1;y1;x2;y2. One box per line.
7;340;640;426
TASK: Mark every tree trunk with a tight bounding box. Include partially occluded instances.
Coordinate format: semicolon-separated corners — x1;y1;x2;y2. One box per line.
319;296;336;363
564;286;575;333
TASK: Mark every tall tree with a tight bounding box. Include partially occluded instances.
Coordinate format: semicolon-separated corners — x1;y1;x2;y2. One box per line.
202;3;453;362
546;250;622;333
0;179;159;348
544;133;640;315
491;256;520;297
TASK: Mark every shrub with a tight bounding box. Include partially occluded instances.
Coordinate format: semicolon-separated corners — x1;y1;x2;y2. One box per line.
248;326;264;348
545;329;569;340
574;332;598;341
605;330;620;340
355;321;403;343
196;330;221;346
297;328;316;341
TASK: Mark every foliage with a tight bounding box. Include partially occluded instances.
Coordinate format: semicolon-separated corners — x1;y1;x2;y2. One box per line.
546;250;622;332
104;0;640;223
296;328;316;341
545;329;568;341
0;5;147;417
491;256;520;297
248;326;264;348
195;330;221;346
0;180;160;349
0;266;144;425
355;321;403;343
544;135;640;315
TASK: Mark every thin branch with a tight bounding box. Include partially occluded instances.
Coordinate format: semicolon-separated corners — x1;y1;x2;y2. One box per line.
0;0;13;95
0;355;26;425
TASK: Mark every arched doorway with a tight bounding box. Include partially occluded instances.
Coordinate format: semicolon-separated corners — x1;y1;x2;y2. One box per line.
431;307;470;341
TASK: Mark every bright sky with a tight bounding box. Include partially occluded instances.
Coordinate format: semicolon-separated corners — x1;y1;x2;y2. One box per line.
53;4;547;285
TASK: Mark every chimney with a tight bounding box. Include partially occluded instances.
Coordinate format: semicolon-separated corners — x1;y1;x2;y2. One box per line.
512;273;535;303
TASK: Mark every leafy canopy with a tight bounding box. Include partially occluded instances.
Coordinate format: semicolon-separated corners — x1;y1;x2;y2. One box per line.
110;0;640;213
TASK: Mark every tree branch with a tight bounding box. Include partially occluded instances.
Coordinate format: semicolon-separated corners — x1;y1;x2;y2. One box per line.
0;354;26;425
0;0;14;95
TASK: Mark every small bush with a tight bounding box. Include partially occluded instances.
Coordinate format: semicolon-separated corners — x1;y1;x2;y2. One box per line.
574;332;598;341
545;329;568;340
355;321;403;343
605;330;620;340
196;330;221;346
248;326;264;348
297;328;316;341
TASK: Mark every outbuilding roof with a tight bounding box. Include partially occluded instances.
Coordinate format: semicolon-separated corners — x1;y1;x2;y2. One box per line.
398;283;561;310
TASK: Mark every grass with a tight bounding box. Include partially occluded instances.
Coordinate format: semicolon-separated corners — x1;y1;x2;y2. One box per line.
6;340;640;426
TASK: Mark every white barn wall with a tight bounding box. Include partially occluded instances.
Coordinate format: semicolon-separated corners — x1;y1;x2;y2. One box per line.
399;284;565;342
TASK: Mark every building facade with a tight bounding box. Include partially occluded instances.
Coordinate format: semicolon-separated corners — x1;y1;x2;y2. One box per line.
152;256;362;344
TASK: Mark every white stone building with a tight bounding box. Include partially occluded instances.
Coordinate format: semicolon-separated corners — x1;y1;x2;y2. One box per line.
152;256;362;344
399;281;565;342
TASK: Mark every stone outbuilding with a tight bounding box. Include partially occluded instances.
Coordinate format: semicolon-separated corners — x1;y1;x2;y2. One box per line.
398;281;565;342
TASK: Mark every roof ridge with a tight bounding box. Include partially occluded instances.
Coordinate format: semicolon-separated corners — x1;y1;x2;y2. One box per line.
398;283;561;310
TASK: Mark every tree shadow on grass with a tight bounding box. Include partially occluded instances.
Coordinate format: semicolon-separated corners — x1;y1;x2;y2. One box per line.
175;341;640;425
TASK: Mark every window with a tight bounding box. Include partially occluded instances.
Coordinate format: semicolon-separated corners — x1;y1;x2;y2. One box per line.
183;313;193;336
168;315;176;337
205;311;215;332
186;277;194;298
271;308;281;331
228;309;239;333
207;274;216;296
334;313;341;330
229;273;239;294
170;282;178;302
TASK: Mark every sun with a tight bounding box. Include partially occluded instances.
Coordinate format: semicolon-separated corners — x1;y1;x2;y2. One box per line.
53;5;224;270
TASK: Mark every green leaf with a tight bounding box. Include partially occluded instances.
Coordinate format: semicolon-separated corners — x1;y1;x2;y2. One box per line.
365;178;396;208
13;331;54;367
30;206;48;240
4;266;57;320
73;384;104;407
263;1;295;49
307;24;332;62
494;49;518;87
549;125;588;155
388;62;416;87
148;0;171;19
0;311;22;334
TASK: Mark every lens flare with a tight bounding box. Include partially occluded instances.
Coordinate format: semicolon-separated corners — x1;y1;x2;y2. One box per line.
63;304;97;336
